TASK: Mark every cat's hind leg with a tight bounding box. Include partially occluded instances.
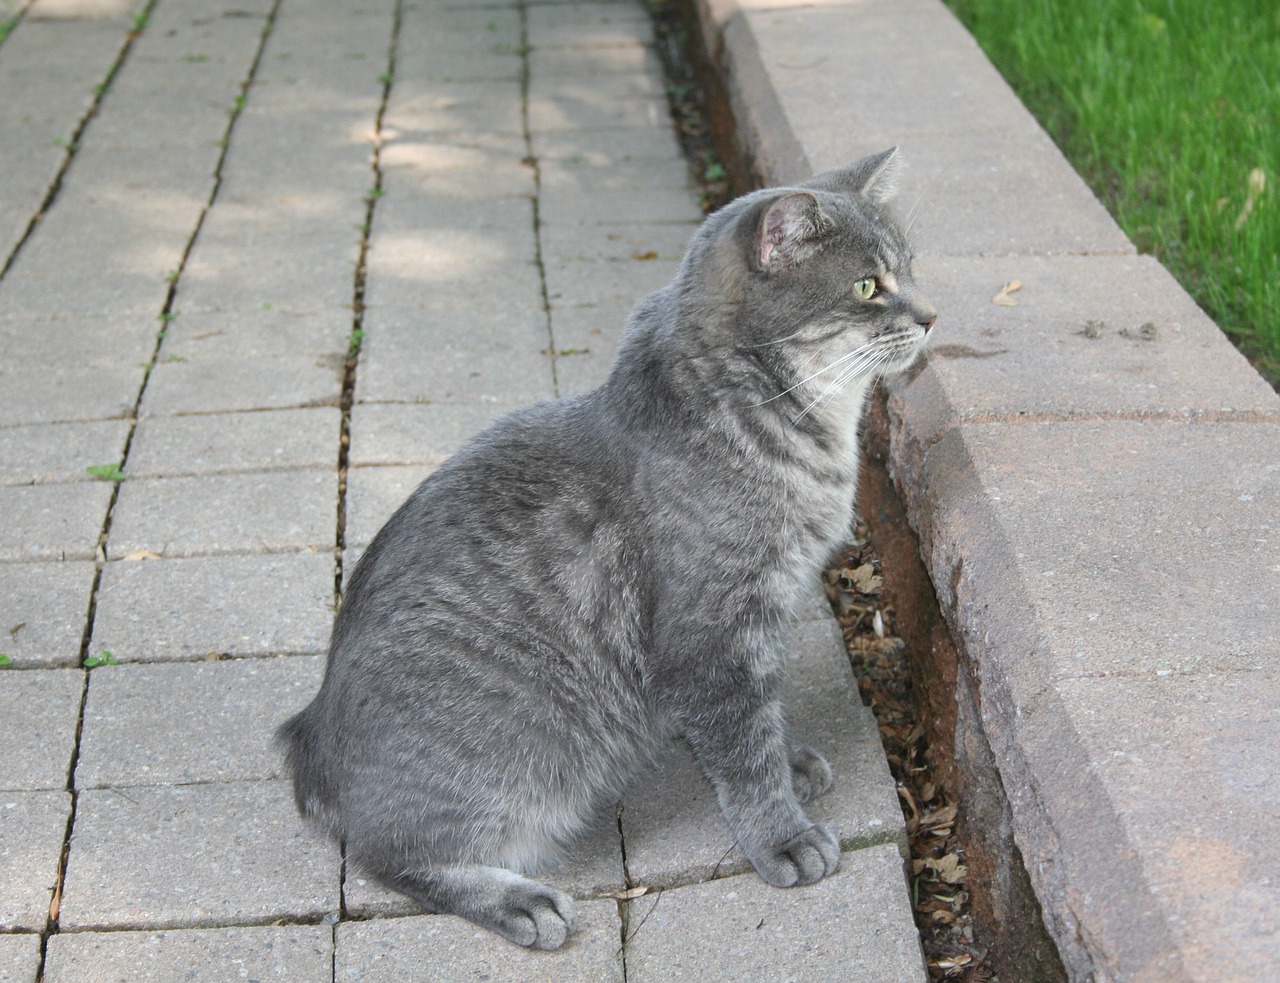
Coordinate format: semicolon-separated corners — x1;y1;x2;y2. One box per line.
383;864;576;950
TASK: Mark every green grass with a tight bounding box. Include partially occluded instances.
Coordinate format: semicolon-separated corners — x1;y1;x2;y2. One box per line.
946;0;1279;382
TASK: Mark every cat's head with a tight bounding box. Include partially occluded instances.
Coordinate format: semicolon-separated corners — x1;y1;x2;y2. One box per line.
677;148;936;425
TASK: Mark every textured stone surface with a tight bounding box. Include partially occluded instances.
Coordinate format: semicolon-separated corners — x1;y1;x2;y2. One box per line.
0;669;82;791
42;925;333;983
91;552;335;661
0;933;40;983
348;401;511;467
126;407;341;478
0;419;132;486
60;780;340;930
0;481;113;562
76;655;323;787
0;561;95;668
0;790;71;931
623;845;926;983
106;469;336;558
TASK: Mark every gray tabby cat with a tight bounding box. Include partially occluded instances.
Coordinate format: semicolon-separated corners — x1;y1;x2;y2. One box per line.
279;148;936;950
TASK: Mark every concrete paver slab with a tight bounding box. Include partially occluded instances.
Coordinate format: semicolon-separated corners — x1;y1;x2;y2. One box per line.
139;353;344;416
162;308;352;362
335;901;624;982
60;779;340;931
343;465;434;549
0;933;40;983
77;655;323;788
91;552;334;662
905;421;1280;686
0;419;131;486
544;256;680;309
0;312;159;370
358;341;556;406
359;300;549;359
528;42;663;82
539;218;698;263
0;481;113;562
106;469;336;559
623;844;926;983
0;789;71;932
378;138;535;201
0;669;82;792
889;254;1280;440
0;363;142;425
126;407;341;478
348;402;510;467
0;561;95;668
42;924;333;983
1043;672;1280;982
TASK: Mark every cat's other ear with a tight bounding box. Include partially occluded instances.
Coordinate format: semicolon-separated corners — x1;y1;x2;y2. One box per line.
756;191;827;271
804;147;901;205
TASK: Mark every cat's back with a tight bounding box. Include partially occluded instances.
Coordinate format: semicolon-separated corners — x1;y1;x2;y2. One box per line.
332;392;643;659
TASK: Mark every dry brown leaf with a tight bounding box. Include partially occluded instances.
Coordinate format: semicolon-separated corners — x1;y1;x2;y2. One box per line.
991;279;1022;306
611;886;650;900
122;549;163;561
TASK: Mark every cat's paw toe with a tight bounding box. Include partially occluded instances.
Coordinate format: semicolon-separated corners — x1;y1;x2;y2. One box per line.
790;746;833;803
753;823;841;888
500;885;576;950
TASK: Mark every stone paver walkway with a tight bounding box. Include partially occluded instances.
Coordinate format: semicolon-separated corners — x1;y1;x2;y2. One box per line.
0;0;926;979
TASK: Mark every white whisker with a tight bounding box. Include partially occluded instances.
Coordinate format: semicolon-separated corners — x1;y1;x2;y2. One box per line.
789;348;892;426
752;342;877;406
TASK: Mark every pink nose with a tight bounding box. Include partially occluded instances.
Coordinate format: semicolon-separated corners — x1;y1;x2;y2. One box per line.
920;315;937;333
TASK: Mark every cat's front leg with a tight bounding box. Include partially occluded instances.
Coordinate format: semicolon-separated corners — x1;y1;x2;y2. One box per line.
682;689;840;888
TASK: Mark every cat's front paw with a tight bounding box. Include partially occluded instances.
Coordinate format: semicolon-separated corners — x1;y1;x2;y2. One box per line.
790;746;833;803
749;823;841;888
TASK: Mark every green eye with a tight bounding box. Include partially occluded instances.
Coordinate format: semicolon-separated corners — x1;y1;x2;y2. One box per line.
854;278;877;300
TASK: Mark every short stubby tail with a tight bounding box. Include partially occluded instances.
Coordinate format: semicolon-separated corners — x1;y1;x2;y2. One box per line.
275;705;339;825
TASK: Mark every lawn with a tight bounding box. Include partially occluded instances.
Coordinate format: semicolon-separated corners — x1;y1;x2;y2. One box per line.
946;0;1279;384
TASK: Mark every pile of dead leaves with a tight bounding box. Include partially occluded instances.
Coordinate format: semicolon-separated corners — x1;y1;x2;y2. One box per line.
826;522;993;982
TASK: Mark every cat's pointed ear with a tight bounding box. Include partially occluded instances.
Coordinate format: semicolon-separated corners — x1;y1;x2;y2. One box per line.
756;191;826;271
805;147;901;205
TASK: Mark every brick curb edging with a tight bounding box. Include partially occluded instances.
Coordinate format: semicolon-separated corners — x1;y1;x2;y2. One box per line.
687;1;1280;981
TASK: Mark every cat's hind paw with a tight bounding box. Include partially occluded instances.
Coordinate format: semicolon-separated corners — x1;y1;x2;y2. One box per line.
790;746;833;803
751;823;841;888
493;880;577;950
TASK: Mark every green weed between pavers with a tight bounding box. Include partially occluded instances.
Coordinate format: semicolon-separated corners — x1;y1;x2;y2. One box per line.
947;0;1279;382
87;462;126;482
0;654;12;667
85;651;119;668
